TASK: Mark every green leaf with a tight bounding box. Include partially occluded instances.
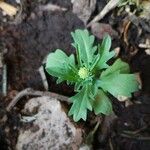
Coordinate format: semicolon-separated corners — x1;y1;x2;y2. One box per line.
98;58;139;99
71;29;97;68
90;54;100;71
45;49;78;83
99;72;139;98
93;90;113;115
118;0;128;7
68;83;96;122
101;58;130;77
96;35;115;69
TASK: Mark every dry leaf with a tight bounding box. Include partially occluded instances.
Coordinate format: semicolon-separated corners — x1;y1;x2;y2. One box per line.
145;49;150;55
117;95;129;102
135;73;142;89
39;3;67;12
140;1;150;19
91;22;118;39
114;47;120;57
125;99;133;107
0;1;18;16
87;0;120;27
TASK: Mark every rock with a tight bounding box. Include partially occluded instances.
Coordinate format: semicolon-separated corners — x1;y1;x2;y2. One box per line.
91;22;118;39
72;0;96;25
16;96;83;150
16;0;20;4
79;145;91;150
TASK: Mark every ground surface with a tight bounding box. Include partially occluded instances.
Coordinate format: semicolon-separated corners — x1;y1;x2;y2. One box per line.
0;0;150;150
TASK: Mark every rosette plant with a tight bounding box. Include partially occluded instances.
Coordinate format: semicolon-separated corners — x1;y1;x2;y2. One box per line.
45;29;139;122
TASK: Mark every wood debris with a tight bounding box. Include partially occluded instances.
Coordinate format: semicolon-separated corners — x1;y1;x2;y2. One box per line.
123;21;131;46
114;47;120;57
0;1;18;16
117;95;129;102
0;50;7;96
139;39;150;55
145;49;150;55
87;0;120;27
39;3;67;12
135;73;142;89
139;39;150;49
6;88;70;111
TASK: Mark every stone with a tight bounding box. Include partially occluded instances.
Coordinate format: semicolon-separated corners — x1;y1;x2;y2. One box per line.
72;0;96;25
91;22;118;39
16;96;83;150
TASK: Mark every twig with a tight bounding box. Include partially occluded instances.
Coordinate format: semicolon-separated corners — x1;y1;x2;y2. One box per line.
87;0;120;27
39;66;48;91
39;3;67;12
0;52;3;68
139;44;150;49
0;51;7;96
109;138;114;150
10;0;23;24
85;120;100;146
2;64;7;96
120;133;150;140
145;49;150;55
6;88;70;111
123;124;149;135
98;113;117;143
123;21;131;46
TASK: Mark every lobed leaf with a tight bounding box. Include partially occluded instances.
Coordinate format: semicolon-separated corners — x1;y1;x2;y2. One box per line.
101;58;130;77
71;29;97;68
96;35;115;69
46;49;78;83
98;58;139;99
99;72;139;98
93;90;113;115
68;83;97;122
99;60;138;98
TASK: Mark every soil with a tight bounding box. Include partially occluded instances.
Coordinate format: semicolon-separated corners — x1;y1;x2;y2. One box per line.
0;0;150;150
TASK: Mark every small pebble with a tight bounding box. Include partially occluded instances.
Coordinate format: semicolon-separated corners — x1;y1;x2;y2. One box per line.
16;0;20;4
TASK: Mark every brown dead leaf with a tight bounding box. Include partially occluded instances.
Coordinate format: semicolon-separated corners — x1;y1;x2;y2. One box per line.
91;22;118;39
135;73;142;89
87;0;120;27
123;21;131;46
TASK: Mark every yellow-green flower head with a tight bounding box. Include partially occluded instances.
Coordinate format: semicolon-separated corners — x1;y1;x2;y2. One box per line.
78;67;89;79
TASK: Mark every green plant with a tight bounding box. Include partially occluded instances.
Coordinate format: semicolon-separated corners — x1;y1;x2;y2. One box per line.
118;0;150;18
118;0;140;7
45;29;139;122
